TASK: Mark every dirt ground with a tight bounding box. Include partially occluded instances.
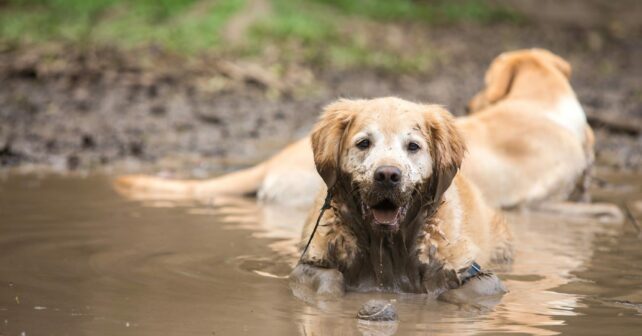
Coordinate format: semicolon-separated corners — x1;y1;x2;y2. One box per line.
1;1;640;176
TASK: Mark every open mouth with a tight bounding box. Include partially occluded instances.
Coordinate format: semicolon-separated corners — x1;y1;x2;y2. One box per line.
362;198;407;231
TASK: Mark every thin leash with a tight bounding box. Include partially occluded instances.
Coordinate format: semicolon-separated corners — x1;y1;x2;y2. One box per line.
298;191;333;263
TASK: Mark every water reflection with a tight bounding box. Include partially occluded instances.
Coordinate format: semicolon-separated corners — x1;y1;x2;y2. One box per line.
0;174;641;335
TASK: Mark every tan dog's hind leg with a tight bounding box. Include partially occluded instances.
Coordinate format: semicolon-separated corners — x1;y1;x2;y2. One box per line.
531;201;624;222
114;136;316;202
114;163;267;201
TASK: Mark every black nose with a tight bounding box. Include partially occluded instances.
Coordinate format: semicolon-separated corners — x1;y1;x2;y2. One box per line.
374;166;402;187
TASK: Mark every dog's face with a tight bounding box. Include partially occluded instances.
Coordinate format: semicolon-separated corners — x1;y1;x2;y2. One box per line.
467;48;572;113
311;97;465;232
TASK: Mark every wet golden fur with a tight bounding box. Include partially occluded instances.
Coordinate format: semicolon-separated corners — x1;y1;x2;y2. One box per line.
459;49;594;207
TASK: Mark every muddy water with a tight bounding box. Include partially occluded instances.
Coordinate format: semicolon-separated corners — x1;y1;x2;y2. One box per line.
1;173;641;336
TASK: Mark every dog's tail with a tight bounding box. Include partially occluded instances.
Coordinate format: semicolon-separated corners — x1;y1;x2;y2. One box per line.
114;162;268;200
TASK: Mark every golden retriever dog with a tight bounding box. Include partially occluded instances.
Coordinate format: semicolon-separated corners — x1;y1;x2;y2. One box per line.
116;49;619;219
289;98;512;299
461;49;592;209
461;49;620;218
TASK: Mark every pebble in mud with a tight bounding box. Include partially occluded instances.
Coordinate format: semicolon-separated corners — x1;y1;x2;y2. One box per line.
357;299;398;322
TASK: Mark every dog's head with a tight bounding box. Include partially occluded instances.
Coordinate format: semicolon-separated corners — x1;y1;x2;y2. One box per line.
311;97;465;232
467;48;572;113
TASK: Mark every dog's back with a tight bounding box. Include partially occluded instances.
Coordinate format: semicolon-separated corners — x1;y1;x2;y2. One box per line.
459;49;593;208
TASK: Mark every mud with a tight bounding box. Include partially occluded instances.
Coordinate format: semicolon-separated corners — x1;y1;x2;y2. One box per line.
0;3;640;175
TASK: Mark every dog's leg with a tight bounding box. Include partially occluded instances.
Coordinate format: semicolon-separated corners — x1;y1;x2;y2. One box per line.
290;264;345;297
531;201;624;222
438;272;507;305
421;260;461;299
567;165;592;203
114;163;267;200
422;255;507;305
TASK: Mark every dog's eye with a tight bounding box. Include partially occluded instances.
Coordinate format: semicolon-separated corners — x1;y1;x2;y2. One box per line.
356;139;371;150
407;142;420;152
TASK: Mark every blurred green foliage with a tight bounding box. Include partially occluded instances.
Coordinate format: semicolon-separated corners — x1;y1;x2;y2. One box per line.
0;0;520;70
312;0;519;22
0;0;244;52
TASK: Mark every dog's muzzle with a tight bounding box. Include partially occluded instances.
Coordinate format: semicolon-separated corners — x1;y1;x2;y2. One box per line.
360;165;409;231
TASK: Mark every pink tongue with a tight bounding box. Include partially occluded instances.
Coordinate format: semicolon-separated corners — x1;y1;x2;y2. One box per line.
372;208;399;224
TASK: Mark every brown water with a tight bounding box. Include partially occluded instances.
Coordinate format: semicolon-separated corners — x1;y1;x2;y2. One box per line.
1;173;641;336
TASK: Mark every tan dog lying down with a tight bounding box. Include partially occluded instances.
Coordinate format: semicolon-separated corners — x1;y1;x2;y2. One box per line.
290;98;512;298
116;49;618;218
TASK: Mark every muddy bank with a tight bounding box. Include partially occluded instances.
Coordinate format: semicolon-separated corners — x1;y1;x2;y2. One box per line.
0;19;640;175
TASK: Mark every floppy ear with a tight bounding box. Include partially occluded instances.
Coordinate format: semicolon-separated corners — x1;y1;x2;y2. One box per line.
423;105;466;203
549;54;571;78
532;49;572;79
310;99;359;187
484;54;516;104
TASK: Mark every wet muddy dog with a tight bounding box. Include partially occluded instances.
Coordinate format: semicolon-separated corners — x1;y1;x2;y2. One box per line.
290;98;512;302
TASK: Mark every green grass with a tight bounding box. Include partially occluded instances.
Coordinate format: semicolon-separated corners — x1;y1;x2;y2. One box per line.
0;0;245;52
0;0;521;71
311;0;519;23
247;0;444;71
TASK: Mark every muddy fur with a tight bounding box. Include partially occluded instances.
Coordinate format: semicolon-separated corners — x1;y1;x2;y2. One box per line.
301;165;478;295
294;98;512;299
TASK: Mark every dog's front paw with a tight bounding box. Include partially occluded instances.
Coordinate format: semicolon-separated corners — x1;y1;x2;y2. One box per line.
421;260;461;298
438;272;507;305
315;268;345;296
290;264;345;297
